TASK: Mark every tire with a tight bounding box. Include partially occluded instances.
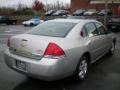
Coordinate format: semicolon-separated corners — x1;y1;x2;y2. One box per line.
24;24;27;27
6;23;10;25
108;41;115;55
73;55;88;81
13;22;16;25
30;23;34;26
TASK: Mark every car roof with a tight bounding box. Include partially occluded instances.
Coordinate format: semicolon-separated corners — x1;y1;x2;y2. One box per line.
66;16;86;19
32;18;40;19
48;19;97;24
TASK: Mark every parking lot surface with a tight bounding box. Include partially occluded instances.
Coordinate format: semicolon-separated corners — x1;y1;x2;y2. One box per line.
0;25;120;90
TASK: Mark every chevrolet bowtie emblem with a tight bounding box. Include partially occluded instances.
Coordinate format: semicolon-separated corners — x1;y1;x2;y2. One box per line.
21;39;27;47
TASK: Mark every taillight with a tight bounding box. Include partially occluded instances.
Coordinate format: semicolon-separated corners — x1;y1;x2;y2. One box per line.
7;37;10;47
44;43;65;58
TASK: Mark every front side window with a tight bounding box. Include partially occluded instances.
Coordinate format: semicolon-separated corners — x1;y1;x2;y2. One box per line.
84;22;98;37
28;22;76;37
95;23;106;35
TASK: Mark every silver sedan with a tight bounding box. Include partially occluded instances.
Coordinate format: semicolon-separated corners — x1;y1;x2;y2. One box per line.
4;19;116;81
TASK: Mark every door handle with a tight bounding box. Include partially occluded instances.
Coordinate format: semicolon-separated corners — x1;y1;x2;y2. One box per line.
87;40;91;45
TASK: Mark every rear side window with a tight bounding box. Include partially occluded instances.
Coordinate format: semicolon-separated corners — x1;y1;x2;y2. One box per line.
28;22;76;37
84;22;98;37
95;23;106;35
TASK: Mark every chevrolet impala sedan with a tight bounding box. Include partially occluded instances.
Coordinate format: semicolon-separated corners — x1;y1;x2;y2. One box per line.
4;19;116;81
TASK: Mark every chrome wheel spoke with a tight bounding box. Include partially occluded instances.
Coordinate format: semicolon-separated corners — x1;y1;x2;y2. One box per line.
78;60;87;79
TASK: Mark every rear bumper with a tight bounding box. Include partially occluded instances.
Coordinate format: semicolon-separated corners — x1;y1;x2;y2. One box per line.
4;49;74;81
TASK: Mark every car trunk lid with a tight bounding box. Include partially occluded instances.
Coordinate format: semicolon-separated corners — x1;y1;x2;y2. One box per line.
9;34;62;60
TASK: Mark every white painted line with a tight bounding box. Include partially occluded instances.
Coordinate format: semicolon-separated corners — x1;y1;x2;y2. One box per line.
4;31;12;33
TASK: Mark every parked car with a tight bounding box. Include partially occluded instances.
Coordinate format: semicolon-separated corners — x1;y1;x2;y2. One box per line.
45;10;56;16
84;9;98;16
52;10;69;16
67;16;86;19
98;9;112;16
0;16;17;25
72;9;85;16
22;18;44;26
5;19;116;81
67;16;98;21
107;15;120;31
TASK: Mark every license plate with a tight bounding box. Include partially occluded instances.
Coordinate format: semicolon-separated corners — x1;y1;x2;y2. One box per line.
16;60;26;71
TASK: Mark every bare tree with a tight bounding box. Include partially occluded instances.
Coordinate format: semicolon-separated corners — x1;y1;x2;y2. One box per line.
32;0;44;12
44;1;70;11
32;0;44;15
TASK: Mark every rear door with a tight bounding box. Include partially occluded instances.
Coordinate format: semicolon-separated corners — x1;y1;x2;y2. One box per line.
94;22;112;54
84;22;105;62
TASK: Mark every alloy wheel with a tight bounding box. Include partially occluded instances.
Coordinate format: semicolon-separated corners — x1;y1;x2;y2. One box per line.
78;59;88;79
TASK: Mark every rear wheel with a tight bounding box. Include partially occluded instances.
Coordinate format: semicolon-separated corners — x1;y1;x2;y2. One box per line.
74;56;88;81
24;24;27;27
13;22;16;25
30;23;34;26
6;23;10;25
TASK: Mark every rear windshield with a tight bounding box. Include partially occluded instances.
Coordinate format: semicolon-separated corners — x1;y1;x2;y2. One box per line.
28;22;76;37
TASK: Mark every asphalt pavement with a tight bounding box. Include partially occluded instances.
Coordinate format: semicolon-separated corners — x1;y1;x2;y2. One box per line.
0;25;120;90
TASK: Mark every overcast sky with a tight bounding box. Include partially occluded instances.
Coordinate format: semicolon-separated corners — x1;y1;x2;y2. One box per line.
0;0;70;7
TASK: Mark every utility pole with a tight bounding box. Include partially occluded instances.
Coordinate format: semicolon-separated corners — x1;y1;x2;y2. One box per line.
104;0;108;26
111;0;114;14
45;0;48;11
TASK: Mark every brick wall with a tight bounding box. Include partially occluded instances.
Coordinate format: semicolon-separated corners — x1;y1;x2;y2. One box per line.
71;0;119;14
71;0;89;12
